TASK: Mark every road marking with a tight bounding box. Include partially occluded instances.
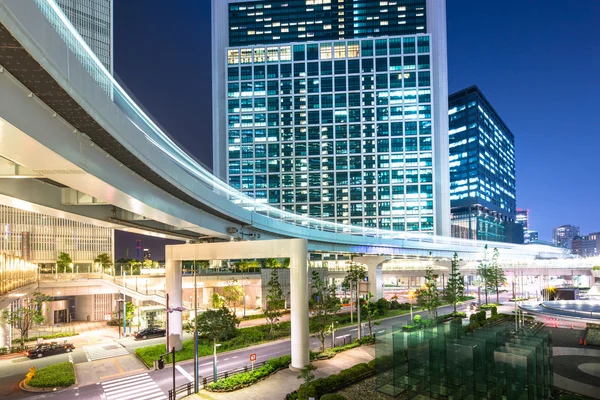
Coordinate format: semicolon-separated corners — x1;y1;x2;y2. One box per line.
101;373;166;400
68;354;73;364
232;356;238;359
176;365;194;382
200;362;212;366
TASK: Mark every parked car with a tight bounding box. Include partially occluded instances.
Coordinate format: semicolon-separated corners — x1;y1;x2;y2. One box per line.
134;327;166;340
25;342;75;358
469;302;480;311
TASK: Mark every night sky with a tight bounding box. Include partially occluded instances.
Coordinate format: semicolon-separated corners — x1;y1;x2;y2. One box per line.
112;0;600;247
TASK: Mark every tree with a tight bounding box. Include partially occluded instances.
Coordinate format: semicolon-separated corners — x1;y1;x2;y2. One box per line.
360;293;379;336
94;253;112;274
223;279;245;315
343;262;367;321
444;252;465;314
297;364;317;384
125;301;137;323
264;269;285;337
476;245;492;305
2;292;51;345
488;248;507;304
415;255;440;321
56;252;72;273
309;270;341;352
209;293;225;309
186;307;238;344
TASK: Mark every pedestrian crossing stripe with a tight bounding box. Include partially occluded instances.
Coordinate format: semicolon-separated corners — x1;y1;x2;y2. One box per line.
83;342;129;361
101;373;167;400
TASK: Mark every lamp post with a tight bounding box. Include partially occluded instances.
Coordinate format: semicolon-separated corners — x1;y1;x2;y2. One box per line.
408;290;415;322
193;261;199;393
116;297;126;338
213;341;222;382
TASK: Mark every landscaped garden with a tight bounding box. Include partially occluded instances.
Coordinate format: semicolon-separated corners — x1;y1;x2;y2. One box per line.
25;362;76;389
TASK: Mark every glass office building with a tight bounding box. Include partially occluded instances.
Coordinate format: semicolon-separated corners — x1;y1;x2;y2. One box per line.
448;86;519;242
55;0;113;73
212;0;450;235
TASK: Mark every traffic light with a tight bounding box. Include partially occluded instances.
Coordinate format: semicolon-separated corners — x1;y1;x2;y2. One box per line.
158;355;165;370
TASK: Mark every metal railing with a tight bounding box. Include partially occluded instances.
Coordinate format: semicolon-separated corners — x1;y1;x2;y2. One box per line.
167;360;269;399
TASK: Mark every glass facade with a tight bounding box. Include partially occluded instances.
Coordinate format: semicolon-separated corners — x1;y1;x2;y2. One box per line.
55;0;112;72
226;37;435;231
448;86;517;242
229;0;427;47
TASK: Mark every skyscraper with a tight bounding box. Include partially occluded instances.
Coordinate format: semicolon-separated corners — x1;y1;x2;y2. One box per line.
448;86;520;243
55;0;113;73
516;208;529;230
553;224;580;249
212;0;450;235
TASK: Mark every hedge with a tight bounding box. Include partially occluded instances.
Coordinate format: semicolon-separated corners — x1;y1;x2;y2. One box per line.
12;332;79;344
297;362;375;400
27;362;75;388
206;355;291;391
320;394;347;400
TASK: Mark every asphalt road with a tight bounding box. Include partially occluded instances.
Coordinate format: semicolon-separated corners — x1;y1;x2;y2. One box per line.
5;303;465;400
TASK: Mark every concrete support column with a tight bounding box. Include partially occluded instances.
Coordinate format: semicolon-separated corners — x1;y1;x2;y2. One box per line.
354;256;389;301
290;239;309;369
165;259;183;351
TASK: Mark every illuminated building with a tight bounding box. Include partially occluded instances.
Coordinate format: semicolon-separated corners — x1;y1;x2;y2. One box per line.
448;86;520;243
212;0;451;235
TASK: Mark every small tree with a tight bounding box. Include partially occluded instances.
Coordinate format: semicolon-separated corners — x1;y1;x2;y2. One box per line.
343;262;367;319
189;307;238;344
264;269;285;337
223;279;244;315
125;301;137;324
56;252;72;273
488;248;507;304
94;253;112;274
297;364;317;384
360;292;379;336
309;270;341;352
2;292;51;345
416;255;440;321
477;245;491;305
444;252;465;314
209;293;225;309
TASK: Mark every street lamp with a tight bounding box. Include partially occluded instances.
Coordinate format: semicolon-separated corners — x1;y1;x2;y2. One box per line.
213;342;222;382
408;290;415;322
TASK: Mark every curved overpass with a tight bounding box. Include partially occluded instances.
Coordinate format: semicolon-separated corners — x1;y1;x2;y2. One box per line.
0;0;565;261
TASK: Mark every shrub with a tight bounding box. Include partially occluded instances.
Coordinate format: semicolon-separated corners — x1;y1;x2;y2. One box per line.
491;306;498;316
413;314;421;324
375;298;390;315
296;362;374;400
28;362;75;388
476;310;486;323
207;355;291;391
321;394;347;400
12;332;79;344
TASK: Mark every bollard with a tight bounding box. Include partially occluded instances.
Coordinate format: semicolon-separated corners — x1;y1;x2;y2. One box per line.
584;339;587;346
571;324;573;329
580;337;583;345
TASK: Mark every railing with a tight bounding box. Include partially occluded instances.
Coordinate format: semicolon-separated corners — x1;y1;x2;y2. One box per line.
168;382;194;400
23;0;570;257
166;360;269;399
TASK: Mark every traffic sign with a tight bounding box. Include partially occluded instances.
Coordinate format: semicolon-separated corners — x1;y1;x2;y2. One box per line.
250;353;257;362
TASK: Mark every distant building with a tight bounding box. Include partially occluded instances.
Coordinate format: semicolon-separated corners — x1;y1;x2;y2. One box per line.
516;208;529;230
524;230;539;243
517;208;538;243
553;224;580;249
572;232;599;257
448;86;520;243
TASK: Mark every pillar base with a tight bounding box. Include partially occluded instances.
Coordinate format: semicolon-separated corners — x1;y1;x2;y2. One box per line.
169;334;182;352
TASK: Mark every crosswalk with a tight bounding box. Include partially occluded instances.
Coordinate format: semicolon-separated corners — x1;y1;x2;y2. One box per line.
83;342;129;361
101;373;167;400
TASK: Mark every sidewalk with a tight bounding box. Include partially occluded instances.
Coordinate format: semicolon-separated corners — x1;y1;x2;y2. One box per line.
190;345;375;400
75;354;148;385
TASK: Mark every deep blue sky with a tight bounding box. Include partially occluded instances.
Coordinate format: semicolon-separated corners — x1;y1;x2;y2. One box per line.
113;0;599;244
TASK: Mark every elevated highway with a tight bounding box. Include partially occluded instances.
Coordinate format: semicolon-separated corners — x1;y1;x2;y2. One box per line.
0;0;566;262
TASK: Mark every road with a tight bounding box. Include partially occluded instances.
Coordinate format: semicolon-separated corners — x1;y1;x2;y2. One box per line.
3;303;465;400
